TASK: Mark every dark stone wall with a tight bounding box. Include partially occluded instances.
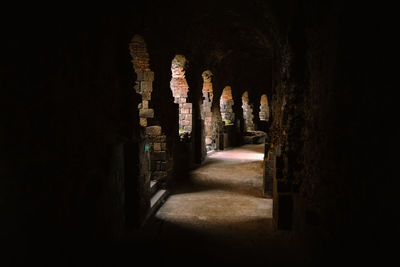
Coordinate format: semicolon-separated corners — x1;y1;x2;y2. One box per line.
267;1;396;264
1;6;142;264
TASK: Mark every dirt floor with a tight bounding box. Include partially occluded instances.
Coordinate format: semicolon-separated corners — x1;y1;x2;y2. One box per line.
109;144;309;266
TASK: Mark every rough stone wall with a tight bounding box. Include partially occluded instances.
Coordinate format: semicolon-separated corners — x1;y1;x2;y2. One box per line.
264;1;395;264
1;9;143;264
146;126;169;183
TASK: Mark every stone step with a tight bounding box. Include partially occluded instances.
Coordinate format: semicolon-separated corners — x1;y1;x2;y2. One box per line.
141;188;169;227
150;189;167;209
150;180;159;196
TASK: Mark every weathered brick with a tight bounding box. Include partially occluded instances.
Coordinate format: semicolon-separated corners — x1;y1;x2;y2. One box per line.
183;103;192;109
154;143;161;151
185;114;192;121
142;91;151;101
140;118;147;127
136;71;154;81
140;108;154;118
140;81;153;92
145;125;161;136
153;135;166;142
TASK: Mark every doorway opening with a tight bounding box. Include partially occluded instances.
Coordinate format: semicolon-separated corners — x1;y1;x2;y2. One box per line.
242;91;255;131
201;70;215;153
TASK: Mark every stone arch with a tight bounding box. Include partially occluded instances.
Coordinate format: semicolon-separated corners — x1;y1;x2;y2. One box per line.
201;70;215;152
220;86;234;125
259;94;269;121
241;91;255;131
170;55;192;139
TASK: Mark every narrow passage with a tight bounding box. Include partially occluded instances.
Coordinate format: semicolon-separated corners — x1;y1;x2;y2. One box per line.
156;144;271;235
121;144;303;266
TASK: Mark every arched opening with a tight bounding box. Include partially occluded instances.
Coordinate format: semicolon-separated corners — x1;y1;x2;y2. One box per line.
219;86;235;149
259;94;269;122
241;91;255;131
170;55;192;140
220;86;234;126
201;70;215;152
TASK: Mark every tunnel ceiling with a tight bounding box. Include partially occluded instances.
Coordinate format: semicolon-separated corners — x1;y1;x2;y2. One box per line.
138;0;276;97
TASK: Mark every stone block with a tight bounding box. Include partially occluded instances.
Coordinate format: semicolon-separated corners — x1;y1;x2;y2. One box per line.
154;142;161;151
140;118;147;127
156;135;166;142
142;91;151;101
140;108;154;118
185;114;192;121
181;108;190;114
146;71;155;81
140;81;153;92
183;103;192;109
134;81;140;93
145;125;162;136
136;71;154;81
136;71;145;81
142;100;148;109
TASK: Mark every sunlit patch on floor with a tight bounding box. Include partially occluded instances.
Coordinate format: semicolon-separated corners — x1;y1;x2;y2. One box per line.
155;144;272;236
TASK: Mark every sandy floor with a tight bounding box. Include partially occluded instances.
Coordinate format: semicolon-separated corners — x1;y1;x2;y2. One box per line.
116;144;307;266
156;144;272;238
